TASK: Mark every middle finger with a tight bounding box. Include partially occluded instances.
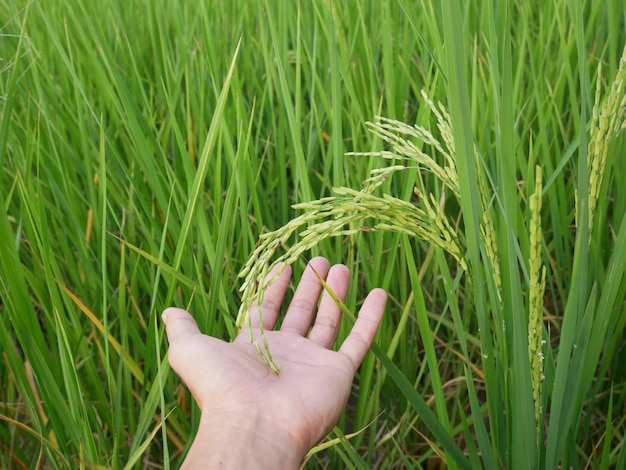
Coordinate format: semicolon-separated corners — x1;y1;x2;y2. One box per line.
280;257;330;335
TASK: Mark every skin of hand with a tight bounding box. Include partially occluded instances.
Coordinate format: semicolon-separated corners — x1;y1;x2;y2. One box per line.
162;256;387;468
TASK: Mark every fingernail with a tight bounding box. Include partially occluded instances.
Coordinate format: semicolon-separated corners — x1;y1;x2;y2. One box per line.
161;312;168;324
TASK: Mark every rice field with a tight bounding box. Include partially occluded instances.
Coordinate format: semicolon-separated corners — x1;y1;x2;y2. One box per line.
1;0;626;468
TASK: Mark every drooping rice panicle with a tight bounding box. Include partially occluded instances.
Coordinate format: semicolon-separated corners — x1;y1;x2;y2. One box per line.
586;45;626;232
348;90;460;198
351;92;501;304
237;185;468;335
237;91;476;372
238;89;523;372
476;150;502;304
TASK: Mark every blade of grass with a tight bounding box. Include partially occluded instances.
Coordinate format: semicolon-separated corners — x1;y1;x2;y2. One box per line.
434;250;499;468
485;2;536;466
260;0;313;204
168;38;241;277
403;235;454;466
545;1;592;466
439;3;503;464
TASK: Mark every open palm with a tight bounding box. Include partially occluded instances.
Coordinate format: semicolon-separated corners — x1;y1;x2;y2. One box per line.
163;257;387;462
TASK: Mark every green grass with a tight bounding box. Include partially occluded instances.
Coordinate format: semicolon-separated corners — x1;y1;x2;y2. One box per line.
1;0;626;468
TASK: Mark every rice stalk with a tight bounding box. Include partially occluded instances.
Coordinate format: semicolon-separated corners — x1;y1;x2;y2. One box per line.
236;187;466;372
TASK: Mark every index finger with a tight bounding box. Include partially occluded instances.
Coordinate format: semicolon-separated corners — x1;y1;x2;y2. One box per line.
248;263;292;330
338;288;386;371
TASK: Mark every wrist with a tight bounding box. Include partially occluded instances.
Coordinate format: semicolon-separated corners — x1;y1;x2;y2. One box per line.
181;410;306;469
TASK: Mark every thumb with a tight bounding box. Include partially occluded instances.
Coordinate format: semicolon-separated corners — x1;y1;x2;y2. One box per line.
162;307;201;344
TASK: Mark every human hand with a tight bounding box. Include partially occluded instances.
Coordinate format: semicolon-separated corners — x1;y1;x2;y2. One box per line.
162;257;387;468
